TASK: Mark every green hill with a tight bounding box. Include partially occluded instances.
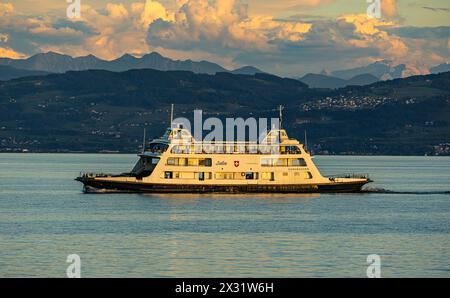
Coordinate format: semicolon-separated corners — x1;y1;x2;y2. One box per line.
0;69;449;155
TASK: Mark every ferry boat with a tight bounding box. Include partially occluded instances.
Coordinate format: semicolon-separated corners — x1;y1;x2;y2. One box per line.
76;108;372;193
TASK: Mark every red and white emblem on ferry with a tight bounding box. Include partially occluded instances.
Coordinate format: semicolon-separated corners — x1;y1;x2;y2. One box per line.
234;160;239;167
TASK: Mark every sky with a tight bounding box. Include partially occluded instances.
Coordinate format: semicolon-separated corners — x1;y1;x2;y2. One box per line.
0;0;449;76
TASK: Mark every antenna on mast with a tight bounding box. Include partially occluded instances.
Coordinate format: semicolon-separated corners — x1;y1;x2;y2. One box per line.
278;105;284;129
170;103;174;128
142;127;146;154
304;129;308;151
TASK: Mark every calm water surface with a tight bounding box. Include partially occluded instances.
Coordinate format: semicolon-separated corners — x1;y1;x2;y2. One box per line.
0;154;449;277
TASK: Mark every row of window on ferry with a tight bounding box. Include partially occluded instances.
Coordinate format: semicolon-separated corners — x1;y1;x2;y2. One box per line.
170;145;302;154
163;171;313;180
166;157;307;167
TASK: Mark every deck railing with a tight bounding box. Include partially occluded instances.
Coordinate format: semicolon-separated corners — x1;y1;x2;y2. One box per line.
166;141;304;155
326;173;370;182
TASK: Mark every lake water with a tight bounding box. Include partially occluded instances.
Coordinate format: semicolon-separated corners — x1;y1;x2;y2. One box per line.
0;154;449;277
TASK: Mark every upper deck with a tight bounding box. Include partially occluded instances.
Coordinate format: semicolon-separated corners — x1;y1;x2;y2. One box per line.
144;127;307;155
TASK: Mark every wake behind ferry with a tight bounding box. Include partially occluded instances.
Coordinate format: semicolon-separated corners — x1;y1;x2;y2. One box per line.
76;107;372;193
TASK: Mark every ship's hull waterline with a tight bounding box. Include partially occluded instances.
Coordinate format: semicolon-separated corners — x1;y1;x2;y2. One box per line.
76;177;372;194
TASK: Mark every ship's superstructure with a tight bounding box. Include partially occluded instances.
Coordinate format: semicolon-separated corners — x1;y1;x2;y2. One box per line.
76;109;372;193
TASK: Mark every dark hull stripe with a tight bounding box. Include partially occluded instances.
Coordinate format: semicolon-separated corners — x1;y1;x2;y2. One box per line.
76;178;370;194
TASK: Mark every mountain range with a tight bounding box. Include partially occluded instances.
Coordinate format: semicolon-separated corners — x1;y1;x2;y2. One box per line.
298;60;411;89
298;73;379;89
0;65;50;81
325;60;407;80
0;51;264;76
0;52;449;90
430;62;450;74
298;59;450;89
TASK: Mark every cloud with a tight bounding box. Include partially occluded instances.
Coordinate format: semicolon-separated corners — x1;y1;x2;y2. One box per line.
132;0;173;29
282;0;333;7
234;11;448;76
0;33;8;42
339;14;395;35
70;3;151;59
339;14;408;58
248;0;333;14
233;16;380;74
106;3;129;20
0;2;13;16
386;26;450;39
144;1;444;76
382;25;450;70
0;0;448;77
0;46;26;58
0;1;163;59
145;2;423;75
28;26;84;39
334;14;449;74
147;0;311;54
0;5;87;56
381;0;398;19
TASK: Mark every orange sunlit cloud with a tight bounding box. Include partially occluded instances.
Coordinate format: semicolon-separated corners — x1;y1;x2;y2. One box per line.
0;0;448;76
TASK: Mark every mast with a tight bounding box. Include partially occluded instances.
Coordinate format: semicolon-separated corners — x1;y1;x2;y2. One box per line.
304;129;308;151
278;105;283;129
142;127;146;153
170;103;174;128
278;105;283;145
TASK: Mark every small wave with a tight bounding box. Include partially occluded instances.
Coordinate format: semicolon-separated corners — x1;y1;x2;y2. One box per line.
362;187;450;195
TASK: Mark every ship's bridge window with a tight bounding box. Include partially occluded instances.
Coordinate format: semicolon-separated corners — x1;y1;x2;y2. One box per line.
275;159;288;166
171;145;190;154
131;156;159;178
282;146;302;154
261;158;307;167
261;158;284;166
261;158;280;167
291;158;307;166
148;142;168;153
